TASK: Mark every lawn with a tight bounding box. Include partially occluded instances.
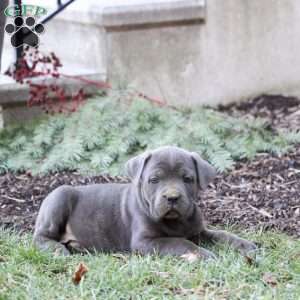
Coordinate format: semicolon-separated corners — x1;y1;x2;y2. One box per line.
0;228;299;300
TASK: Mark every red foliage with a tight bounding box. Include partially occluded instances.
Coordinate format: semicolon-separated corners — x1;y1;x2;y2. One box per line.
5;47;168;114
5;47;89;114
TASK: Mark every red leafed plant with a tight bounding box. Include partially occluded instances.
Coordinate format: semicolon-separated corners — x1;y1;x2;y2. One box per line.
5;47;109;114
5;47;167;114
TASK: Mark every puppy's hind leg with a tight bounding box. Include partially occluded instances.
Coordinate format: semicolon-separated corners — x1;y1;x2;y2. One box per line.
33;234;70;256
33;185;77;256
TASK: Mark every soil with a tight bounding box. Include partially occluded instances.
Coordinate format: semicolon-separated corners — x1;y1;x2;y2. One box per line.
200;147;300;237
219;94;300;132
0;95;299;237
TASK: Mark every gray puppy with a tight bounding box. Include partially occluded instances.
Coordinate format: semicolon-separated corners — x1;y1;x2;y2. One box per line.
33;146;257;259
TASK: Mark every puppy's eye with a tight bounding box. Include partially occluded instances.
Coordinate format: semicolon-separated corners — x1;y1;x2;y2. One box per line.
183;176;194;183
149;177;159;184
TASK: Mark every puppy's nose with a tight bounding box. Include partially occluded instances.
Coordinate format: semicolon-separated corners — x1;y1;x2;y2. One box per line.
163;191;181;204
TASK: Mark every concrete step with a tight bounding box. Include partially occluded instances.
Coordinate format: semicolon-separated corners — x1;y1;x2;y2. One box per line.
0;69;106;103
0;69;106;128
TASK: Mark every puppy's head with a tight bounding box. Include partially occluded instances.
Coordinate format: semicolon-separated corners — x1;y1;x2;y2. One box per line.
125;146;216;221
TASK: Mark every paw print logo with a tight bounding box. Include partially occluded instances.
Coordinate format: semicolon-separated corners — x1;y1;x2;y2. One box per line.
5;16;45;48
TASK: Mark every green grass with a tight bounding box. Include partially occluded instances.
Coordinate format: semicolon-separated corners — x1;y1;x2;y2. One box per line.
1;229;299;300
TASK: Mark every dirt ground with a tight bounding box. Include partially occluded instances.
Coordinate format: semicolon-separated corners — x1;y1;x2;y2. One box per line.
0;95;299;237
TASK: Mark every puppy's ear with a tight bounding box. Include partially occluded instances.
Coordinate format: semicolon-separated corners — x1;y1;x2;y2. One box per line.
191;152;216;190
125;151;152;184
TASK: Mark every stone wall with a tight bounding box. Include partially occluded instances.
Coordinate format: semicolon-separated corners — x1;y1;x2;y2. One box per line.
103;0;300;106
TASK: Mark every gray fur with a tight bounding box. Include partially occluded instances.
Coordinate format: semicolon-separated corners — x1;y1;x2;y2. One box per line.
33;146;257;259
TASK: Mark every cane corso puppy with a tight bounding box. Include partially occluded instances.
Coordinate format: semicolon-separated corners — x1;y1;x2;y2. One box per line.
33;146;257;259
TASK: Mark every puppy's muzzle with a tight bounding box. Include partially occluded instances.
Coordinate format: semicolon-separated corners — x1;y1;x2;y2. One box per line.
162;189;181;206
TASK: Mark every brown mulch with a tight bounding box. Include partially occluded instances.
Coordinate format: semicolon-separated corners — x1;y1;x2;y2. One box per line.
201;147;300;237
0;147;299;237
219;94;300;132
0;94;299;237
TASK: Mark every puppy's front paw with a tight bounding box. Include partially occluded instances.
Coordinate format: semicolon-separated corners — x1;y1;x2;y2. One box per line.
54;245;71;257
181;252;201;263
181;248;216;263
236;239;258;256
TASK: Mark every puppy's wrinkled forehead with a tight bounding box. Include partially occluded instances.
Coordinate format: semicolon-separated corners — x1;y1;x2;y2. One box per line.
145;147;194;173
